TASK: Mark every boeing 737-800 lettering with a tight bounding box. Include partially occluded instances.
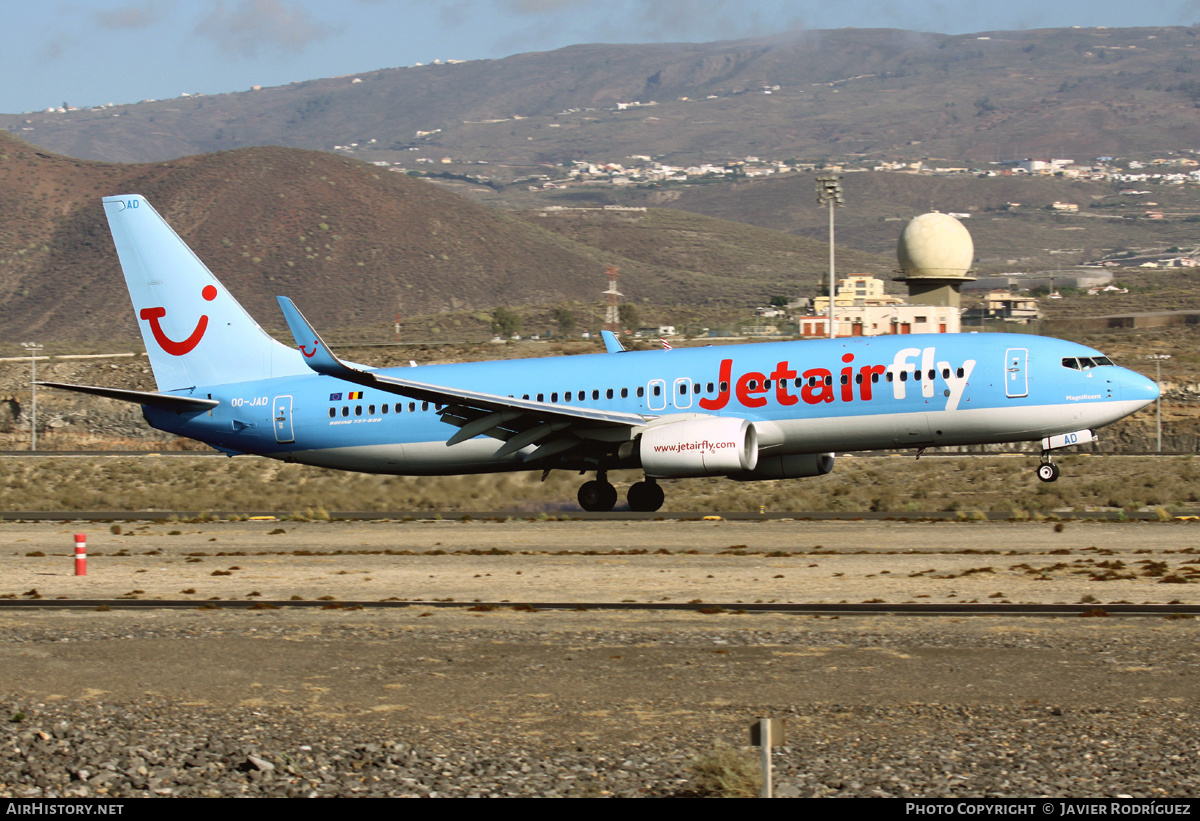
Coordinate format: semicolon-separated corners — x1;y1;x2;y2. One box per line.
42;195;1159;512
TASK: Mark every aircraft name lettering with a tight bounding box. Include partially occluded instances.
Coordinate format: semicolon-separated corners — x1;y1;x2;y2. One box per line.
697;347;976;413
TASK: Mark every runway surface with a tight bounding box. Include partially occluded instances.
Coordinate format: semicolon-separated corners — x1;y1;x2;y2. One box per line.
2;518;1198;797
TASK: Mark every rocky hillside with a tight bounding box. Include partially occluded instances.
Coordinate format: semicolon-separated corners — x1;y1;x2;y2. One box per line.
0;133;887;348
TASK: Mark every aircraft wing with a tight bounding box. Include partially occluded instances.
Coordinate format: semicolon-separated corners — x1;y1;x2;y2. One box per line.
277;297;648;461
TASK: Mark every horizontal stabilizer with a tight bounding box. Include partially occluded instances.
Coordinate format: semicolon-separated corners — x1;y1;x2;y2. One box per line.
38;382;219;411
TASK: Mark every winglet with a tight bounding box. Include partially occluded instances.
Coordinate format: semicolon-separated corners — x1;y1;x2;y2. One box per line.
276;296;360;380
600;330;625;353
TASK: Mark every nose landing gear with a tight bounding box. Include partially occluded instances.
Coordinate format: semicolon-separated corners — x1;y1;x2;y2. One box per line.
1036;457;1060;483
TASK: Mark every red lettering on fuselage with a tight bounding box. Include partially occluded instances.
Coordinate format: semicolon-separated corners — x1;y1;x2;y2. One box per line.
858;364;886;401
735;371;768;408
694;349;972;412
771;361;798;406
801;369;834;404
698;359;733;410
840;353;855;403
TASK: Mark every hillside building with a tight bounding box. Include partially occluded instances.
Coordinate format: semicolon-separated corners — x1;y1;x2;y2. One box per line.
962;290;1041;325
797;274;960;338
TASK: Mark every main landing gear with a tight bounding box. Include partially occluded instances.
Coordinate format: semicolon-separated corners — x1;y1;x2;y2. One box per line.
627;478;665;512
577;474;618;512
577;473;665;512
1036;455;1061;483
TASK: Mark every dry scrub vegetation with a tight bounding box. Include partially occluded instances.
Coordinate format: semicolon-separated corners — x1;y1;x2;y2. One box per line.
3;453;1199;514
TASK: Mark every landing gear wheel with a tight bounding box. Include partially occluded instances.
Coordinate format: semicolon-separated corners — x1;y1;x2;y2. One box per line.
627;480;665;512
1036;462;1060;483
578;480;618;512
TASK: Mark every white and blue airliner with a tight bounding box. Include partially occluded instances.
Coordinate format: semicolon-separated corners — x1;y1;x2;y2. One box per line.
43;195;1159;512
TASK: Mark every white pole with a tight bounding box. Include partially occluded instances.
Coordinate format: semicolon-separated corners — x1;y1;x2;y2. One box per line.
760;718;773;798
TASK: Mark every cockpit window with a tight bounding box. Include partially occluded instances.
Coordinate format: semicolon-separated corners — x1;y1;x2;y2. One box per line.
1063;356;1114;370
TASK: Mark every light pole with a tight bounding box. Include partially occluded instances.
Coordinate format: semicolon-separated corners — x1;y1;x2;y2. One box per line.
21;342;42;451
815;175;844;340
1146;354;1170;452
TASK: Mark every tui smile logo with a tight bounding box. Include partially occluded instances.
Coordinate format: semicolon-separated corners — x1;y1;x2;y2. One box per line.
140;285;217;356
299;340;319;358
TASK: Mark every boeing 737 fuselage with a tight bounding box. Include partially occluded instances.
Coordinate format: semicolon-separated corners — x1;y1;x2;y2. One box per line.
43;195;1159;512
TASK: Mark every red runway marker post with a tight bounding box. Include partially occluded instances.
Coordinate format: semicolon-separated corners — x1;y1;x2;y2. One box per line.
74;533;87;576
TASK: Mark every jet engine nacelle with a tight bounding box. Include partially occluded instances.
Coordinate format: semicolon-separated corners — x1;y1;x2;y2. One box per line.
729;452;835;481
639;417;759;478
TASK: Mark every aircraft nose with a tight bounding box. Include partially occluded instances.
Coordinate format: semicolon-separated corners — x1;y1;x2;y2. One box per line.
1121;369;1159;409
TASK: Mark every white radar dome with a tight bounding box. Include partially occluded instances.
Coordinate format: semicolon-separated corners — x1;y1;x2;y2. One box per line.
897;212;974;278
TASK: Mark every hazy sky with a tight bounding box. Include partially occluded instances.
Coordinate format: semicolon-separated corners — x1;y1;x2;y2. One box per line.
3;0;1197;114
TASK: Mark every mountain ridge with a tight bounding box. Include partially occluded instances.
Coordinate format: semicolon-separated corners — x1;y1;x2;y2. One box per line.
7;27;1200;168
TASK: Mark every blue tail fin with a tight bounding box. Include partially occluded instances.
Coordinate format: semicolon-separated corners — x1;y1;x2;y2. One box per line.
104;195;308;391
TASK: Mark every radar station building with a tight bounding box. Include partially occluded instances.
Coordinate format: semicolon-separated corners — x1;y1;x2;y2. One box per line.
796;212;974;338
799;275;960;337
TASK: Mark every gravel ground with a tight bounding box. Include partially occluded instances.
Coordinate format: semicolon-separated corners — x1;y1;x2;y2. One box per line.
2;519;1199;798
1;610;1199;798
